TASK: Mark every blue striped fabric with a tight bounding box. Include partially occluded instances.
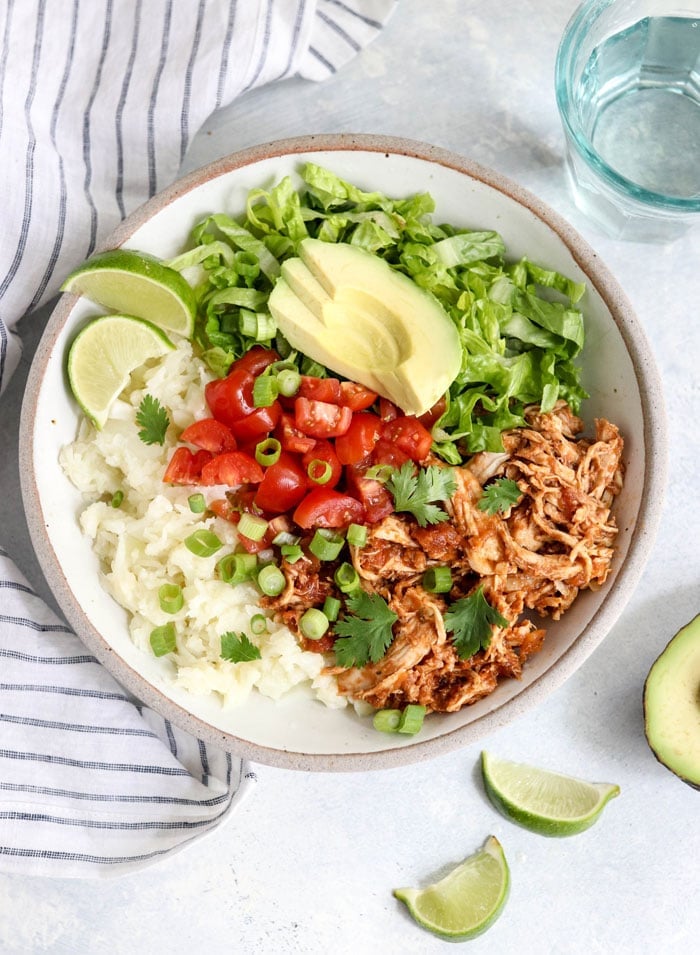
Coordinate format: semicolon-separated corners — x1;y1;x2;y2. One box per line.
0;0;395;876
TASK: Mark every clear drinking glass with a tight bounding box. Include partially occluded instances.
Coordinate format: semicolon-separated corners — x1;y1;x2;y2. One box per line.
555;0;700;241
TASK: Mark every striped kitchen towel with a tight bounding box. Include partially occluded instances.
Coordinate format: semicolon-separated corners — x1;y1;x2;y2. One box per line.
0;0;396;877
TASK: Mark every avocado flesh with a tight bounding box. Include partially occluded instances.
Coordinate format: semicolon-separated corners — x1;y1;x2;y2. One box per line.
643;613;700;790
269;238;461;416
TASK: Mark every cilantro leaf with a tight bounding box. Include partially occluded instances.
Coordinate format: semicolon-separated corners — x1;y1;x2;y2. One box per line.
333;590;398;668
385;462;457;527
220;631;262;663
477;477;523;515
444;585;510;660
136;394;169;446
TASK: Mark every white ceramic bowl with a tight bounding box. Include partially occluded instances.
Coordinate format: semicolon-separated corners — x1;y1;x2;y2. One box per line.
20;134;667;771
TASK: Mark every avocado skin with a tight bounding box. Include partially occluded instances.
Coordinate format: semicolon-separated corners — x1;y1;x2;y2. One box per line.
643;613;700;791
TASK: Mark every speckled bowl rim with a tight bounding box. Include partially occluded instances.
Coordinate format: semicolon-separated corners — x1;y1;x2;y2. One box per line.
20;133;668;772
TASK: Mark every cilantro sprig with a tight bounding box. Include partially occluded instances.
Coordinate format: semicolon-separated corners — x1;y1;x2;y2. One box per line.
220;631;262;663
136;394;169;446
444;585;509;660
477;477;523;516
385;462;457;527
333;590;398;668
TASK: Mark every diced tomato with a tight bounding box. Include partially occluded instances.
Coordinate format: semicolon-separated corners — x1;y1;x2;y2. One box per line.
335;412;383;465
204;368;256;427
163;447;213;485
230;401;281;443
275;412;317;454
418;396;447;429
370;437;411;469
209;497;241;522
339;381;377;411
381;415;433;462
253;451;309;514
230;345;279;377
293;487;365;529
378;397;399;421
298;375;342;403
295;397;352;439
180;418;237;454
302;440;342;488
199;451;264;487
345;465;394;524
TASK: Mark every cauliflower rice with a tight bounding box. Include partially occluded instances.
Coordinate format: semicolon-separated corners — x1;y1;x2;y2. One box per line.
60;340;346;710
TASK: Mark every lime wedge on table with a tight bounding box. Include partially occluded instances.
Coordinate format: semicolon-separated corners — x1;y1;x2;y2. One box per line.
61;248;196;338
67;315;174;429
481;751;620;837
393;836;509;941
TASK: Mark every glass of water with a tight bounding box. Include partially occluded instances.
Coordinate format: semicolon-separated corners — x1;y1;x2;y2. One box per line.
555;0;700;241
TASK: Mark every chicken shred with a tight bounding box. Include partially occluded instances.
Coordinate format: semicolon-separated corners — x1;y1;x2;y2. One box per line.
265;402;625;713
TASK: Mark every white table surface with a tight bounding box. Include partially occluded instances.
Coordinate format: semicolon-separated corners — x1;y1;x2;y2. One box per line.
1;1;699;952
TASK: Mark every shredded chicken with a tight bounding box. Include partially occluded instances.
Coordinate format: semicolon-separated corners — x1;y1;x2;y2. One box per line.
265;401;625;713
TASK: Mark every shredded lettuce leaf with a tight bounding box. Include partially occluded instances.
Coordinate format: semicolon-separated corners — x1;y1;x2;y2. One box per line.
166;162;589;459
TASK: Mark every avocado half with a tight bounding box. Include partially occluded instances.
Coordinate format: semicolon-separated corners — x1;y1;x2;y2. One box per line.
643;613;700;790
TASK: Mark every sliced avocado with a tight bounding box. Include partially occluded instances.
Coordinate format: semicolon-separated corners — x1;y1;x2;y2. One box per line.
643;613;700;790
269;238;461;415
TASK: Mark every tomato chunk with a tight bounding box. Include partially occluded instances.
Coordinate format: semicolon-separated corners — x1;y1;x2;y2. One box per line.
275;412;317;454
302;440;342;488
163;447;213;485
298;375;342;403
418;396;447;429
345;465;394;524
205;368;256;427
370;437;411;469
230;345;279;377
293;487;365;529
295;397;352;439
335;412;383;465
339;381;377;411
381;415;433;462
180;418;238;454
230;401;281;443
199;451;264;487
254;451;309;514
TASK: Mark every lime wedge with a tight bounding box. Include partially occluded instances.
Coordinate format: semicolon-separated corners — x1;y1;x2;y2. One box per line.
481;751;620;837
61;248;196;338
393;836;509;941
67;315;174;429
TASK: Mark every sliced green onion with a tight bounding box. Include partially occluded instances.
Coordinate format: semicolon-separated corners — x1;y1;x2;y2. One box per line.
238;309;259;338
334;561;360;593
398;704;427;735
158;583;184;614
238;512;269;542
280;543;303;563
346;523;368;548
257;564;286;596
255;437;281;466
300;357;326;377
306;458;332;485
150;622;177;657
309;529;345;562
422;566;453;594
185;529;223;557
365;464;394;482
217;552;258;585
276;368;301;397
188;492;206;514
253;373;279;408
234;250;259;283
110;489;124;508
322;595;341;622
299;608;330;640
272;530;300;547
250;613;267;635
373;708;402;733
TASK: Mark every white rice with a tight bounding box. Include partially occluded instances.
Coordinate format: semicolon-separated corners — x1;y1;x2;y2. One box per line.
60;339;345;711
